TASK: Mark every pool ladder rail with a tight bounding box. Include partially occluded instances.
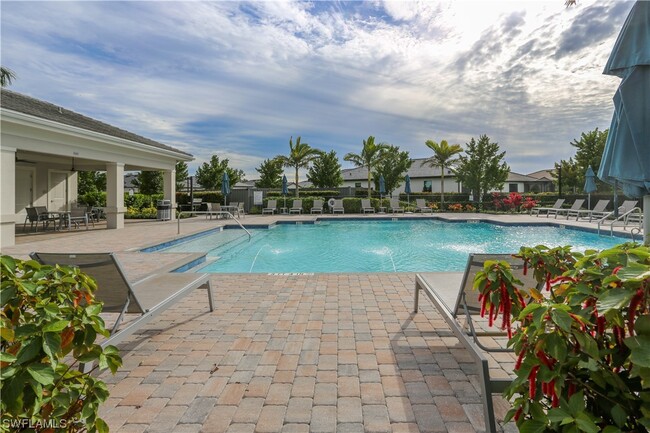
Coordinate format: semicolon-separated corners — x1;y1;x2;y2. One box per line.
596;207;643;241
176;210;252;241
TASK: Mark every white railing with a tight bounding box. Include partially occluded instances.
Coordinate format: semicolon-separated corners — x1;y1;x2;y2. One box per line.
596;207;643;236
176;210;252;241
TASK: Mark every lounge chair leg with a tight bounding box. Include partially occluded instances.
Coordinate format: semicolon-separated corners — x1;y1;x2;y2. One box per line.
413;280;420;313
206;280;215;312
479;359;499;433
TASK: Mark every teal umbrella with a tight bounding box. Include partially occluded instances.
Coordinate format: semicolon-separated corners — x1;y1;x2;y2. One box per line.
379;175;386;212
221;172;230;205
584;166;597;209
281;175;288;210
597;1;650;243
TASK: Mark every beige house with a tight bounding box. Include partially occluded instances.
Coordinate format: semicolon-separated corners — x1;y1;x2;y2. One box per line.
0;90;194;248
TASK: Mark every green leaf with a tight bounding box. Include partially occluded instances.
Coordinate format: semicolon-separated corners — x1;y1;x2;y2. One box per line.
597;289;634;313
551;309;573;332
0;285;17;306
42;320;69;333
27;364;55;385
95;418;109;433
568;391;585;415
15;337;42;365
615;262;650;280
42;332;61;360
547;407;573;423
0;351;17;363
602;427;622;433
610;404;627;428
624;335;650;368
635;315;650;336
15;323;39;338
519;419;547;433
575;412;600;433
43;302;59;315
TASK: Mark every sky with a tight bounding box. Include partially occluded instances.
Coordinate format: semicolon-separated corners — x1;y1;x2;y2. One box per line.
0;0;634;179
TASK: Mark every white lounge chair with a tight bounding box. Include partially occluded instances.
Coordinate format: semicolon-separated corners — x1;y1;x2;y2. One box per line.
331;199;344;214
390;198;404;214
553;199;585;219
531;199;565;217
361;199;375;214
30;252;214;369
311;200;323;214
415;199;433;213
414;254;540;433
573;199;610;221
289;200;303;214
263;200;277;215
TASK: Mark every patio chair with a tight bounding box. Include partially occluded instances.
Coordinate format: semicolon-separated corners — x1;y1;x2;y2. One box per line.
361;199;375;214
66;207;93;230
573;199;610;221
23;206;57;232
331;199;344;214
263;200;277;215
191;197;203;211
531;198;565;217
30;252;214;370
413;254;540;433
236;202;245;218
311;199;324;214
390;198;404;214
415;199;433;213
553;199;585;219
206;202;224;220
289;200;303;214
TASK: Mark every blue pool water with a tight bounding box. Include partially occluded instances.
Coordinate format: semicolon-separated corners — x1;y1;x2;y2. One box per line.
159;220;629;273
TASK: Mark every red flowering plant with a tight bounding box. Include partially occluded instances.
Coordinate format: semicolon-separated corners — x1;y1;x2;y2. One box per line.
502;192;524;212
522;197;539;213
492;192;505;211
473;243;650;433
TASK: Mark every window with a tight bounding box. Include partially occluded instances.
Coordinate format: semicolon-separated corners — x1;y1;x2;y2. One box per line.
355;182;362;188
423;180;432;193
509;183;518;192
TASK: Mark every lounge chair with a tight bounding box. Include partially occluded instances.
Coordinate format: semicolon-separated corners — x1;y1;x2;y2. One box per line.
415;199;433;213
413;254;540;433
573;199;610;221
531;198;565;217
311;199;323;214
390;198;404;214
289;200;303;214
553;199;585;219
263;200;277;215
331;199;344;214
30;252;214;369
361;199;375;214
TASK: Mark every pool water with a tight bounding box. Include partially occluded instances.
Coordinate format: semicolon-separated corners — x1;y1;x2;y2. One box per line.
161;220;628;273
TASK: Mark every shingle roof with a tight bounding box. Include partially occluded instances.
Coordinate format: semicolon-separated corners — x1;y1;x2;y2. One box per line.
0;89;191;157
343;158;446;180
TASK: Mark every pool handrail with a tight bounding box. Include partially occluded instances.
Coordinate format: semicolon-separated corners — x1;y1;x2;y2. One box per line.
176;210;251;241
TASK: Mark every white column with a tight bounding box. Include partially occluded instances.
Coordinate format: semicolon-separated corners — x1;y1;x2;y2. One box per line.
105;162;125;229
163;168;176;221
644;195;649;246
0;146;16;248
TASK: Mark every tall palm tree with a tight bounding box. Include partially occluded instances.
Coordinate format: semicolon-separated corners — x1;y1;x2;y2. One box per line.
275;136;323;197
1;67;16;87
344;136;389;198
421;139;463;208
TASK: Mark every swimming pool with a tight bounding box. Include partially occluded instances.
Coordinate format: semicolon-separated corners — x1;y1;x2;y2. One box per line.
158;220;629;273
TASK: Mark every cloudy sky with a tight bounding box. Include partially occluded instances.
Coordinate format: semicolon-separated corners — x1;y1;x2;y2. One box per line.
1;0;633;178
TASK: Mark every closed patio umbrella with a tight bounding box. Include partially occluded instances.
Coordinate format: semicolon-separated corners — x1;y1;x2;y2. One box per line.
221;172;230;205
282;175;288;211
404;175;412;210
597;1;650;244
584;166;597;210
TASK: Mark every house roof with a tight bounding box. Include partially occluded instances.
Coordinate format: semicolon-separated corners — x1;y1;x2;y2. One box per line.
343;158;447;180
526;169;555;181
0;89;191;157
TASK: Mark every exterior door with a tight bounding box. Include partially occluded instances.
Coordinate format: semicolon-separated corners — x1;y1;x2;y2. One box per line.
15;167;35;221
48;171;69;211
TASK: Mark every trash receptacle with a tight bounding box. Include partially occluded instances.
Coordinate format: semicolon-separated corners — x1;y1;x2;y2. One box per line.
157;200;171;221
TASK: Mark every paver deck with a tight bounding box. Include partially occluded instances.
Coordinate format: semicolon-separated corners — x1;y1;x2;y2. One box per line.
2;212;633;432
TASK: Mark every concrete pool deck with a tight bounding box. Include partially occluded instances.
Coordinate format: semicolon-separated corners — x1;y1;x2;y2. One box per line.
1;213;637;432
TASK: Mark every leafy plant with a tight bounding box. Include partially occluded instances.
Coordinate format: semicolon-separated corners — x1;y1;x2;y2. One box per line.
473;244;650;432
1;256;122;432
447;203;463;212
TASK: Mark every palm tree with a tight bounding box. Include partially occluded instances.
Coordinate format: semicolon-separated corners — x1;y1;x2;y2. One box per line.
1;67;16;87
344;136;389;198
275;136;323;197
421;139;463;208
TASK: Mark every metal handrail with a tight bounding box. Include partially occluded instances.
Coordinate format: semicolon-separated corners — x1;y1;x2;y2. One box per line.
630;227;642;242
608;207;642;236
176;210;252;241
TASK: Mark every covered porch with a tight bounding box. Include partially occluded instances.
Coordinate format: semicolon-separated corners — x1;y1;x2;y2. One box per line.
0;90;193;248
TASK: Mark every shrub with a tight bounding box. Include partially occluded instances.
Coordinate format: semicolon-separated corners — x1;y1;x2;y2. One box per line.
0;256;122;432
473;244;650;432
79;191;106;208
522;196;539;212
447;203;464;212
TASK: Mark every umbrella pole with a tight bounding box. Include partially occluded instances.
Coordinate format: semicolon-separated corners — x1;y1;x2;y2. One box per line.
643;195;650;246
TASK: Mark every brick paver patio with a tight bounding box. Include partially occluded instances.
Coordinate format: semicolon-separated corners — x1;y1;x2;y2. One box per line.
4;212;611;432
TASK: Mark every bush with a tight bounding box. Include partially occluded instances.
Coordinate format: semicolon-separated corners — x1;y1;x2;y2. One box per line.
79;191;106;208
0;256;122;432
125;206;157;219
474;244;650;432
